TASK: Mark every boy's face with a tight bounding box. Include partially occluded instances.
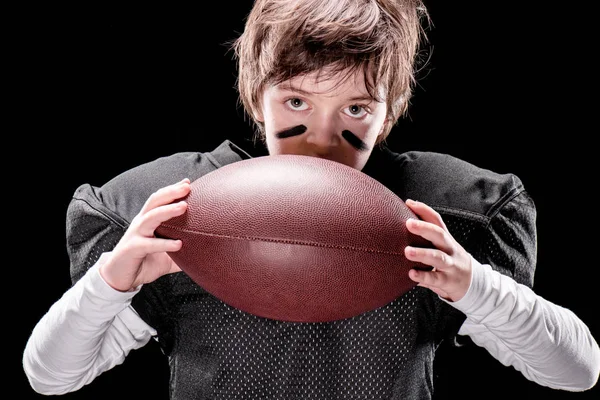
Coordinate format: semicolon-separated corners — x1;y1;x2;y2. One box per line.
256;68;387;171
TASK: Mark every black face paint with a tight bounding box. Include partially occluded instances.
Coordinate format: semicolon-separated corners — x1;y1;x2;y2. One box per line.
275;125;307;139
342;130;369;152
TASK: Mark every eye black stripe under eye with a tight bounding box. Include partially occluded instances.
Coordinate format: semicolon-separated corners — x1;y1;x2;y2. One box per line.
342;130;369;151
275;125;307;139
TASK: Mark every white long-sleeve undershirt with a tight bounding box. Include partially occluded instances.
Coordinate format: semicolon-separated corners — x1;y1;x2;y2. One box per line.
23;254;600;395
447;258;599;391
23;253;156;395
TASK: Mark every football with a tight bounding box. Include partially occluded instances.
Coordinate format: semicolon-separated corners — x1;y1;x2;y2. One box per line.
155;154;432;323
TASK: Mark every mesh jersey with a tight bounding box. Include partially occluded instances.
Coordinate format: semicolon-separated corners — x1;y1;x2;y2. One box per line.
65;140;537;399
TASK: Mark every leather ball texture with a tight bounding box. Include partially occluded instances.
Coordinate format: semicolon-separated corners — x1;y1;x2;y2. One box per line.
155;154;432;323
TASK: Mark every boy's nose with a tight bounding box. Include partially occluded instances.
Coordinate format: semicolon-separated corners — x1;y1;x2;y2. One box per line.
304;113;340;151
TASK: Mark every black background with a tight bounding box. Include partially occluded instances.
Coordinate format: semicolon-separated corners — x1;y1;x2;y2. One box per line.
14;1;598;399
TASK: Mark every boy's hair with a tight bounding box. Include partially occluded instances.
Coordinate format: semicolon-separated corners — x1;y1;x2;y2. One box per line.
231;0;430;145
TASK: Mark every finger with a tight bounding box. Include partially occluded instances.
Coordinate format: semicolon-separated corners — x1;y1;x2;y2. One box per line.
405;245;452;272
132;235;184;257
408;267;448;294
405;199;448;231
140;178;191;215
138;200;189;237
409;270;449;298
405;218;453;254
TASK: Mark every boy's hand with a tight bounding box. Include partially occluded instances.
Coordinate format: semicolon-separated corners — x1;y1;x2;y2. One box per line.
99;178;191;292
404;199;472;302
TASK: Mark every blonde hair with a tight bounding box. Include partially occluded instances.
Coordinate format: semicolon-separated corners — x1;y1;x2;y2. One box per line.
231;0;430;144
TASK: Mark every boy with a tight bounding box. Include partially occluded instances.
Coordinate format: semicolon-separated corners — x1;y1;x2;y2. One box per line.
23;1;599;399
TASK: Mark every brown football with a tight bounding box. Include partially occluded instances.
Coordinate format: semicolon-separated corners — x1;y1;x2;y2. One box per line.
155;154;432;323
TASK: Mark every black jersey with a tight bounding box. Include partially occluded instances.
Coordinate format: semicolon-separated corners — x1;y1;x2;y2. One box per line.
65;140;537;399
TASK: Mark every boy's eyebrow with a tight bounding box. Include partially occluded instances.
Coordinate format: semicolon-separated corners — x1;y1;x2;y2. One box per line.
278;83;374;103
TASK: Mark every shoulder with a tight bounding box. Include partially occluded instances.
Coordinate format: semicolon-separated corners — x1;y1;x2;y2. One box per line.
71;140;252;223
366;146;537;286
367;147;528;217
65;140;252;283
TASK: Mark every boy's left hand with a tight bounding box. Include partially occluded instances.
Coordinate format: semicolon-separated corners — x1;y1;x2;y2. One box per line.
404;199;472;302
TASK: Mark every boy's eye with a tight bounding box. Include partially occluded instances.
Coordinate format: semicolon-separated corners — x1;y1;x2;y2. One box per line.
286;98;308;110
344;105;367;118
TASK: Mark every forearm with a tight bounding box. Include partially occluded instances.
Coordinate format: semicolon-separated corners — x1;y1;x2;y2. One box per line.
23;253;156;395
450;258;600;392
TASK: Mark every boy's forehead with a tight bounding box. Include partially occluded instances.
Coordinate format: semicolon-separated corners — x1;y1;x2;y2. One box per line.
276;71;376;100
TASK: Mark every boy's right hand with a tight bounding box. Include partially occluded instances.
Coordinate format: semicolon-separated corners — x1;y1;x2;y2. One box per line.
99;178;191;292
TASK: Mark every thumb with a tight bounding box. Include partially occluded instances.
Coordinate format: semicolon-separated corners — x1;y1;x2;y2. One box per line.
168;261;182;274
